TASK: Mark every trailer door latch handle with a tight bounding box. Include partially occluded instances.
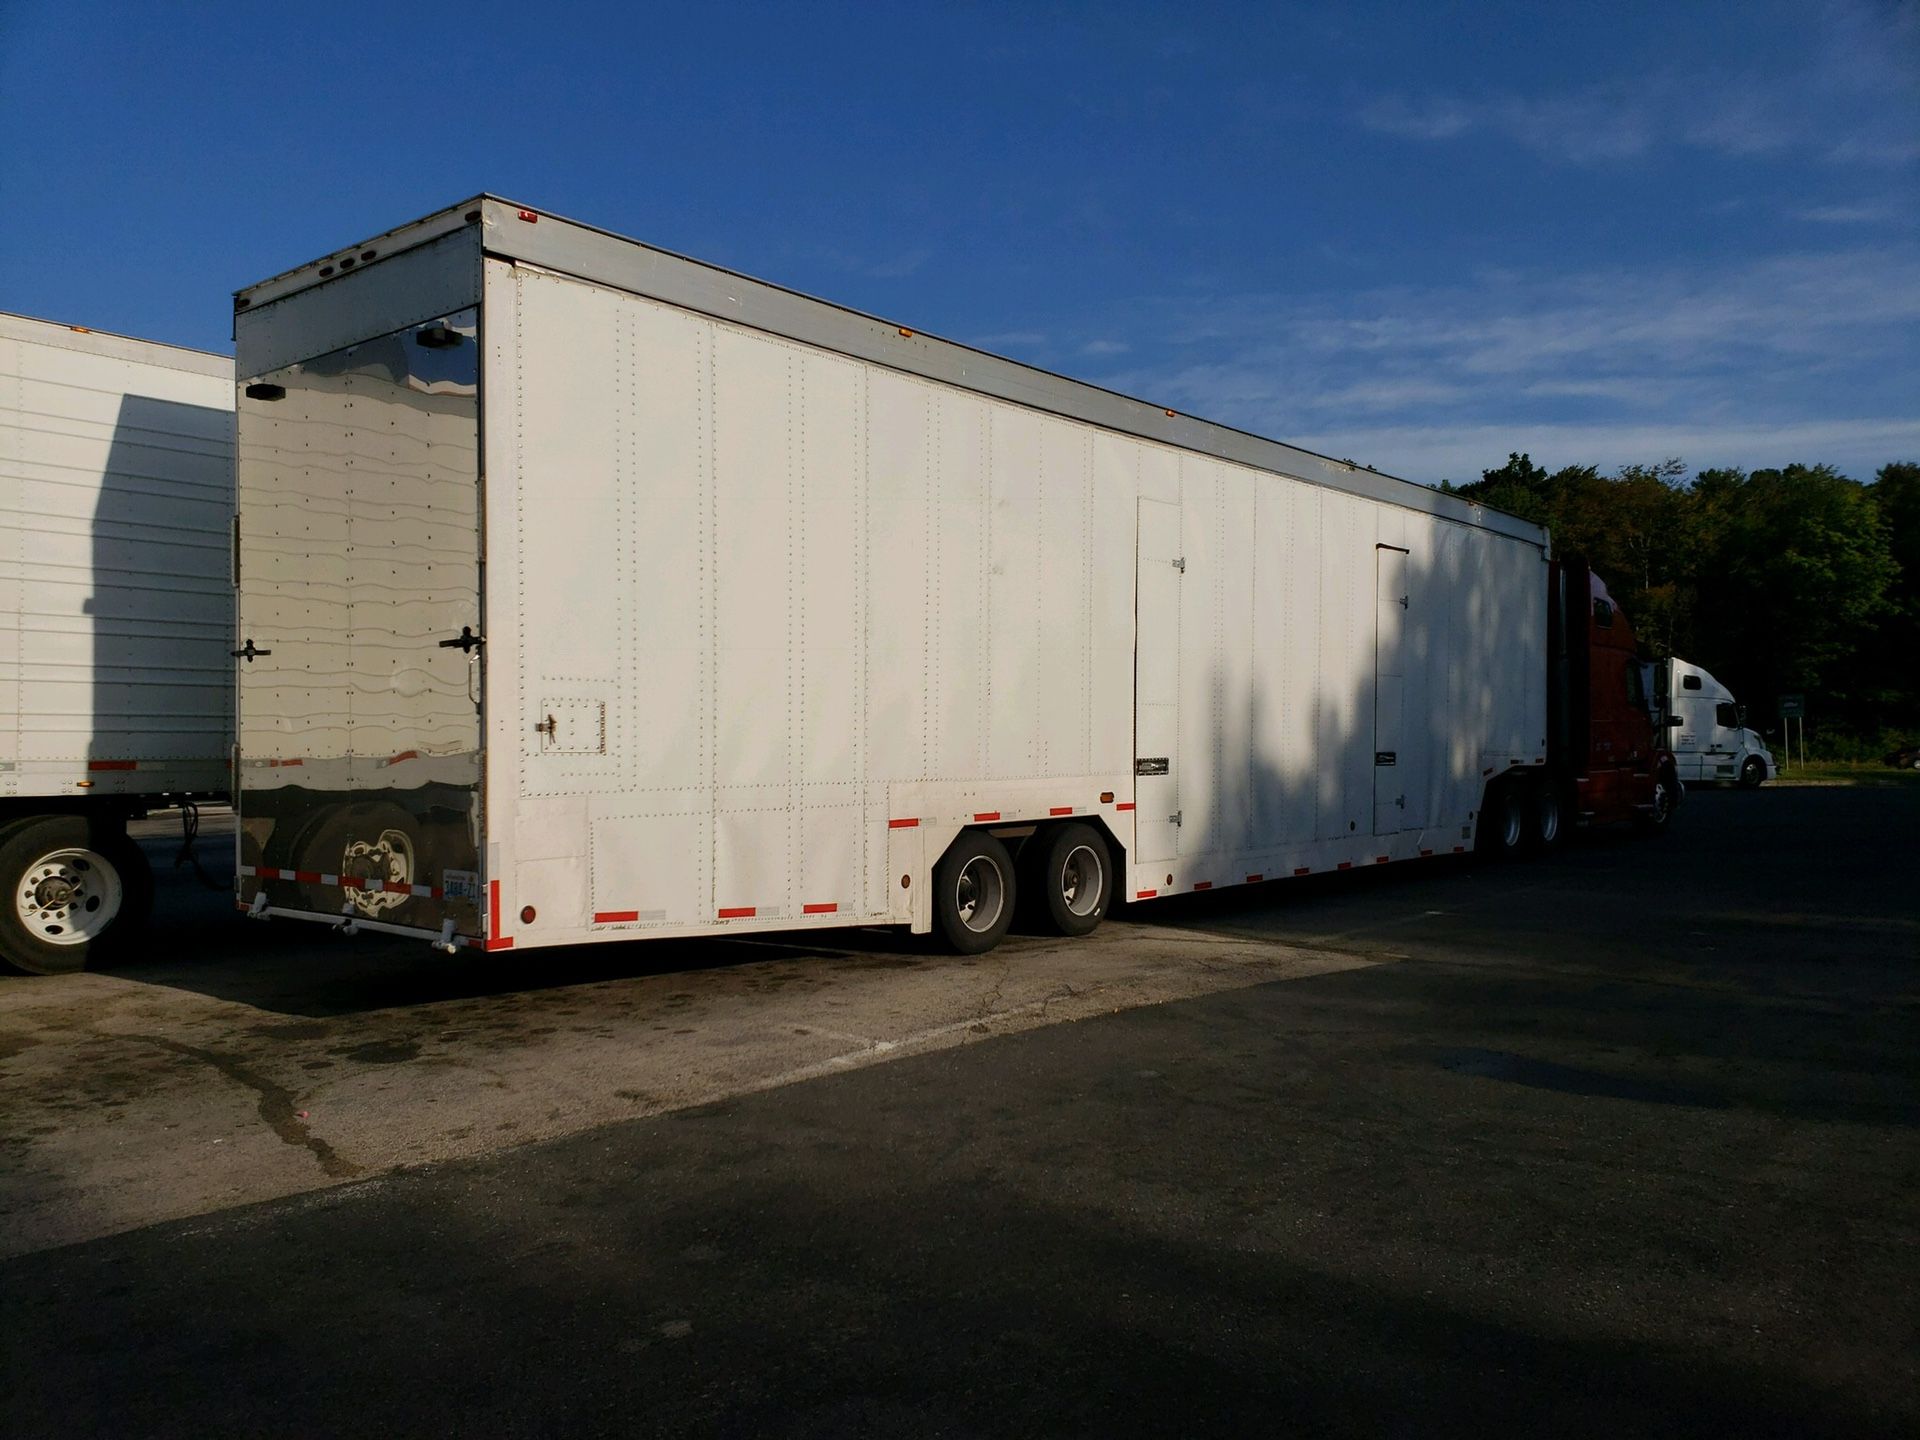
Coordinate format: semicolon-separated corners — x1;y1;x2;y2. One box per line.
438;626;484;653
231;638;271;662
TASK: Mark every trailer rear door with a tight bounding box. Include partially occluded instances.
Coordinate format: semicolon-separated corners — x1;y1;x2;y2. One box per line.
234;310;484;936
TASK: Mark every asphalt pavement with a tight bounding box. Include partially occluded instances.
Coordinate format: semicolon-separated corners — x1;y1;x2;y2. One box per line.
2;785;1916;1437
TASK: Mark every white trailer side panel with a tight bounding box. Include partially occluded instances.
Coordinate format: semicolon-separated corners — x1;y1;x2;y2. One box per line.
485;261;1137;948
0;314;232;801
481;258;1544;950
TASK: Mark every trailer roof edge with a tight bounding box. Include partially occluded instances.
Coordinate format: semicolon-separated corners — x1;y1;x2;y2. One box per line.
233;196;1548;545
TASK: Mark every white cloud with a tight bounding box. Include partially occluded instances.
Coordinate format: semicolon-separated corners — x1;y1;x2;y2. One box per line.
1791;202;1896;223
1287;417;1920;488
1079;338;1131;357
1356;4;1920;169
1078;244;1920;484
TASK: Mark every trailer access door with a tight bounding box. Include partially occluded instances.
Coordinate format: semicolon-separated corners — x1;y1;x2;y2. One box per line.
1373;544;1410;835
1133;498;1182;866
234;310;484;937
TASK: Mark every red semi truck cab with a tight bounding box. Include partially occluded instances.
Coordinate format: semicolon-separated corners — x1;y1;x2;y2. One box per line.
1547;560;1680;832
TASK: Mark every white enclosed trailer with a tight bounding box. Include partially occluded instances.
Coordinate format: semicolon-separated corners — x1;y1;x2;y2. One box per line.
232;198;1548;956
0;312;233;972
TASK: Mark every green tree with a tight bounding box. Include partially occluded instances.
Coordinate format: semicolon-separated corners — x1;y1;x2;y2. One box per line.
1691;465;1896;717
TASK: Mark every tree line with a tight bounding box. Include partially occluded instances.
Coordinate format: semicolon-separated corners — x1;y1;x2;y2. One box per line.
1439;456;1919;755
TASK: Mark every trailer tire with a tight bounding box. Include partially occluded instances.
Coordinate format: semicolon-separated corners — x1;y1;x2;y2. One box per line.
0;815;152;976
933;830;1017;955
1634;769;1679;834
1477;779;1526;859
1028;823;1110;937
1738;757;1765;789
1527;777;1567;853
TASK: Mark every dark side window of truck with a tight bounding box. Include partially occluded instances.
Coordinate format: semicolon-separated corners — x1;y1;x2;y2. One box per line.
1715;702;1739;727
1625;664;1646;706
1593;598;1614;627
1682;674;1701;690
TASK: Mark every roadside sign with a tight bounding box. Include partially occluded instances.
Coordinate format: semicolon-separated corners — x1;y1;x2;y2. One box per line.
1778;694;1805;718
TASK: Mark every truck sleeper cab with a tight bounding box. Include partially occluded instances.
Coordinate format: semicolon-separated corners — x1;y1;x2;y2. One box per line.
1659;658;1774;787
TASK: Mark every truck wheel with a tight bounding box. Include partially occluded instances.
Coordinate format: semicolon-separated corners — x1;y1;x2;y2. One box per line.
1477;779;1526;858
1634;771;1678;834
1029;823;1110;937
1528;778;1566;852
1738;757;1765;789
0;815;153;976
933;829;1016;955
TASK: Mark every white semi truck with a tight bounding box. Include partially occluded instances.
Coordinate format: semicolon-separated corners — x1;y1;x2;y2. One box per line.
231;197;1658;959
1659;657;1774;787
0;312;234;973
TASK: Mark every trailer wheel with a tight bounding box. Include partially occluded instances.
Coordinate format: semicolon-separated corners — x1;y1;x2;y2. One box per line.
1527;777;1566;852
1477;779;1526;858
1738;757;1766;789
0;815;153;976
933;830;1017;955
1029;823;1110;937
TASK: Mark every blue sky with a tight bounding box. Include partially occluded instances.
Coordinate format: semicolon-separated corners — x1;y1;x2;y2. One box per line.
2;0;1915;484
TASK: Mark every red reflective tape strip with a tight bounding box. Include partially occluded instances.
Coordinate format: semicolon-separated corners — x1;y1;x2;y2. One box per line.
1293;867;1311;876
484;937;514;951
1453;845;1467;853
1375;856;1390;864
1420;848;1434;857
973;811;1000;822
297;871;324;885
718;906;756;919
87;759;137;771
490;880;504;942
1135;889;1158;899
1114;802;1135;811
1049;806;1073;816
254;865;279;880
1193;881;1212;891
803;903;838;915
595;910;639;924
1336;861;1353;871
1246;874;1264;883
888;817;918;829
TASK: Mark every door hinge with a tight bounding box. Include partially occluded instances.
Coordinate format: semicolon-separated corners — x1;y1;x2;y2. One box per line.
1398;593;1409;609
1169;809;1183;826
438;625;485;653
534;713;557;738
231;638;271;662
1171;556;1186;573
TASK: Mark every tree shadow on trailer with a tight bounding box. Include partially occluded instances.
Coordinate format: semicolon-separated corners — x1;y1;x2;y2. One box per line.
89;393;233;786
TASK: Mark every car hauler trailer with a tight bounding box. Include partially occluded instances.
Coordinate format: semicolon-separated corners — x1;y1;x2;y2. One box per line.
231;197;1671;957
0;312;233;973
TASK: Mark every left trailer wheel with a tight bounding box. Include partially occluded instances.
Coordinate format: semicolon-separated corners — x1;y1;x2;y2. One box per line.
0;815;153;976
933;829;1018;955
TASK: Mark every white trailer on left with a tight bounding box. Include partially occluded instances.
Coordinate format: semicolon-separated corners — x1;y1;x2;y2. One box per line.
0;312;234;973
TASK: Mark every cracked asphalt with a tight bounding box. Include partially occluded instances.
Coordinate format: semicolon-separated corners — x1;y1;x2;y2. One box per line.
1;785;1916;1437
